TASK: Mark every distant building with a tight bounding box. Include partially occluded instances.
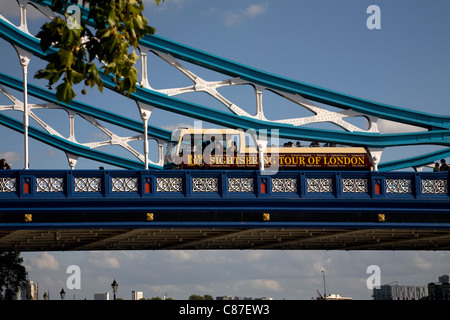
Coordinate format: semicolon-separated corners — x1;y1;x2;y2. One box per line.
373;284;428;300
132;291;143;300
94;292;110;300
255;297;273;300
17;280;39;300
427;275;450;300
216;296;234;300
439;275;450;283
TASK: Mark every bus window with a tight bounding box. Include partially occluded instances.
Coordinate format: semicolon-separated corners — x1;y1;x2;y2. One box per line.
164;141;177;165
244;132;259;148
225;134;240;154
203;135;224;156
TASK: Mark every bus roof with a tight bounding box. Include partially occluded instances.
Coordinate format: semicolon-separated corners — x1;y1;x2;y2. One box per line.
170;127;245;141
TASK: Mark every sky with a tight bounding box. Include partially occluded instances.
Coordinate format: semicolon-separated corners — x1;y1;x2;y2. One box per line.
0;0;449;300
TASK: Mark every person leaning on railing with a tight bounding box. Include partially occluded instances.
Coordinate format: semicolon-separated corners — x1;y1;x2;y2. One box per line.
0;158;11;169
440;159;449;171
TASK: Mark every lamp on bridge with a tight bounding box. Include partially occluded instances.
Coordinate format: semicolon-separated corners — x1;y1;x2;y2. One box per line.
111;278;118;300
60;287;66;300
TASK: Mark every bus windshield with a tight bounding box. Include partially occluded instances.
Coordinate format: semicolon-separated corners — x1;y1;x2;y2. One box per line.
164;132;240;167
164;141;177;166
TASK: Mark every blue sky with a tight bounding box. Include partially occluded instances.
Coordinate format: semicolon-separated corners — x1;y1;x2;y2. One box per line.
0;0;449;300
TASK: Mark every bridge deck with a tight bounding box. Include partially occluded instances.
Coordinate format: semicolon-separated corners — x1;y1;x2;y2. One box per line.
1;170;449;251
2;228;450;251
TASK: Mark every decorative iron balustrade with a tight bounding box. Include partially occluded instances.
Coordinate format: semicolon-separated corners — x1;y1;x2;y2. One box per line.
36;177;63;192
386;179;412;194
0;171;448;200
192;178;218;192
422;179;448;194
307;178;333;193
272;178;297;193
112;177;139;192
228;178;254;192
342;178;368;193
74;177;101;192
0;177;16;192
156;177;182;192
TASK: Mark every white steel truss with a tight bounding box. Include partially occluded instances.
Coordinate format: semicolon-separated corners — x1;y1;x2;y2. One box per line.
0;1;437;171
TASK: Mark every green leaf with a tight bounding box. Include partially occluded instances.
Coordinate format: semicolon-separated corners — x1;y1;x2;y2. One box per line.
56;81;76;104
87;64;104;92
58;49;75;66
35;0;158;104
69;69;84;84
107;8;117;26
97;28;111;39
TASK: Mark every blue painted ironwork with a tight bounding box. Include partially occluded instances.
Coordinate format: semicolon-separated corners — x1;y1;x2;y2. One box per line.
2;16;449;148
0;2;449;251
0;170;448;230
0;113;149;169
0;1;449;171
379;148;450;172
27;0;450;130
0;72;171;142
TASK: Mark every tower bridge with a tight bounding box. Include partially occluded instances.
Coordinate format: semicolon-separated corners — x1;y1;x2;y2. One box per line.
0;1;449;251
0;169;449;251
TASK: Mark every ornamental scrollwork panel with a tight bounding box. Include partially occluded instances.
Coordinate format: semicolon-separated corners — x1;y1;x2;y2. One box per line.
0;177;16;192
75;177;101;192
112;177;138;192
272;178;297;193
422;179;448;194
193;178;218;192
342;178;368;193
228;178;254;192
156;177;182;192
36;177;64;192
307;178;332;193
386;179;411;194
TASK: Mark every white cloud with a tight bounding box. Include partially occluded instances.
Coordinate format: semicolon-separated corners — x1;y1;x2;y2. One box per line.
313;258;332;274
28;252;60;271
224;278;283;296
411;253;433;271
250;279;282;291
165;250;192;262
0;151;22;162
244;251;265;262
224;2;268;27
246;3;269;18
88;252;120;269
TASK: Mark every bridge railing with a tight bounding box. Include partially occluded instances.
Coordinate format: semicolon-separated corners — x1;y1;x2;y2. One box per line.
0;170;448;199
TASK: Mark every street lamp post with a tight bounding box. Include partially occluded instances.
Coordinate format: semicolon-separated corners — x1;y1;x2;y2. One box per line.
321;270;327;300
60;288;66;300
111;278;118;300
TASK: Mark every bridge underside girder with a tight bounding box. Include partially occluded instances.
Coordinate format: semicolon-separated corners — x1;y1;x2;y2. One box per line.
1;227;450;251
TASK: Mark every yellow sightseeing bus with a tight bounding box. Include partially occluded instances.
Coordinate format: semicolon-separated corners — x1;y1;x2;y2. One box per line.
164;128;372;170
